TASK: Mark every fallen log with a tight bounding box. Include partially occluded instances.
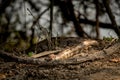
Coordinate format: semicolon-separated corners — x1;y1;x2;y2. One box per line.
0;41;119;66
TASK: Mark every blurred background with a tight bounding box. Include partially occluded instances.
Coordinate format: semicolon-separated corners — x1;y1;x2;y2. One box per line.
0;0;120;51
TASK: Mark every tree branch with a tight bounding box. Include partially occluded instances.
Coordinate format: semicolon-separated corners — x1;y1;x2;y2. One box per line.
66;0;85;37
78;18;118;30
94;0;100;38
103;0;120;38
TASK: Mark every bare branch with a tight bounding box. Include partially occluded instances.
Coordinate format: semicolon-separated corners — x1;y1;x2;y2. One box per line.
103;0;120;38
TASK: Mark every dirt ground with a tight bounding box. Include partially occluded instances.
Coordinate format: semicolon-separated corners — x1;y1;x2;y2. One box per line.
0;37;120;80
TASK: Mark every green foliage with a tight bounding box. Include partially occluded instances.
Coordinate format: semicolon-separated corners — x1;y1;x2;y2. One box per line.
103;36;113;41
28;52;34;57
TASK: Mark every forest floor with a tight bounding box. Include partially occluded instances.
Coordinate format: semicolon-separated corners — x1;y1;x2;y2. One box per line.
0;37;120;80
